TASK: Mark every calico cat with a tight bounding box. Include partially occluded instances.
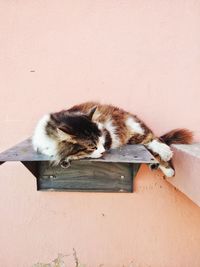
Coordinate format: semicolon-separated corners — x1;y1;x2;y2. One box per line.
32;102;193;177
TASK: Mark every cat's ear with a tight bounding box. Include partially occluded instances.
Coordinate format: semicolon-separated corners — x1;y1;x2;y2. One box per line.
87;106;97;120
56;127;74;142
50;113;58;122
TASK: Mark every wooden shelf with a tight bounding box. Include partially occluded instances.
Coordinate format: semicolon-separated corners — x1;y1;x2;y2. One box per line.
0;138;156;193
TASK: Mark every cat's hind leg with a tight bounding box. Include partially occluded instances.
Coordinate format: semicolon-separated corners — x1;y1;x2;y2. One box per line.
148;153;175;177
146;139;173;162
144;138;175;177
159;162;175;177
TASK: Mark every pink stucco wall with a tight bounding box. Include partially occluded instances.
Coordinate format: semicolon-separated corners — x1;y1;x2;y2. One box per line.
0;1;200;266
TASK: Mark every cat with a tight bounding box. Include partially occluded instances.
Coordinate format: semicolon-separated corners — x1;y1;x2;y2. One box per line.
32;102;193;177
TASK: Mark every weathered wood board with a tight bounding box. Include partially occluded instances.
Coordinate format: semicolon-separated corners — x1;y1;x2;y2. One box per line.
38;161;140;192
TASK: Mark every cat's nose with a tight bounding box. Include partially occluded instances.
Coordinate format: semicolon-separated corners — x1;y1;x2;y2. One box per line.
99;146;105;154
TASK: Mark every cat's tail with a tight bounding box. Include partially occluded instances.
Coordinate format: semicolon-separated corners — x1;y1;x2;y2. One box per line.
160;129;193;145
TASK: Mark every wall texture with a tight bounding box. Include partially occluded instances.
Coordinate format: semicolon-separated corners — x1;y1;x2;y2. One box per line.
0;1;200;266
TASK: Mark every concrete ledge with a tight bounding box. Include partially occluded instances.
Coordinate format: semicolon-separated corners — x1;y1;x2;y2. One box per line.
166;143;200;207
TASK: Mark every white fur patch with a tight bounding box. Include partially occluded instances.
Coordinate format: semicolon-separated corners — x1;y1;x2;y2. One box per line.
125;117;145;135
96;122;104;131
32;114;57;157
147;140;173;162
104;119;121;148
159;165;175;177
88;138;106;158
99;135;106;148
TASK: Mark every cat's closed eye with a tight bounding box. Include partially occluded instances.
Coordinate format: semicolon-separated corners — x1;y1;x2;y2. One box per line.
73;144;87;152
91;145;97;150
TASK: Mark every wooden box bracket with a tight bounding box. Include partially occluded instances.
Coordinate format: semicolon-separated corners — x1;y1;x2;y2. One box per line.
0;138;156;193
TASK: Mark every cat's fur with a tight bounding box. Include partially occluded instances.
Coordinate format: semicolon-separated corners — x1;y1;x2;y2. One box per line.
32;102;193;177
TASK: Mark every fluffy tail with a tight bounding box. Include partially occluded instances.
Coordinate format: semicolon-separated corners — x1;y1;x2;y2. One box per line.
160;129;193;145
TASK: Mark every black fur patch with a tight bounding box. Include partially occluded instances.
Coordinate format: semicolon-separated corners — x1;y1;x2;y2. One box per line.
104;129;112;150
51;112;101;141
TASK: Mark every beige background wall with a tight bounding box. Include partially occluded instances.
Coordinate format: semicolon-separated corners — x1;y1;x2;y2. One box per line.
0;1;200;266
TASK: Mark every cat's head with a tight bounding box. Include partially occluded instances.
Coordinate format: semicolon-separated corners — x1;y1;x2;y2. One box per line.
49;107;105;162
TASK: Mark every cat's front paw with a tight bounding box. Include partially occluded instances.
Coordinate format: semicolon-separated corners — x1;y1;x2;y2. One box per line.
34;146;54;157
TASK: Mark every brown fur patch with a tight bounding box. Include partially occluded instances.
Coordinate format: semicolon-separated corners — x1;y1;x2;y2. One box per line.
103;129;112;149
69;102;154;146
160;129;193;145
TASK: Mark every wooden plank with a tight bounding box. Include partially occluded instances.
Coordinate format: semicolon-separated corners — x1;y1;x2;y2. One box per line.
38;161;139;192
0;139;49;162
0;138;156;164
